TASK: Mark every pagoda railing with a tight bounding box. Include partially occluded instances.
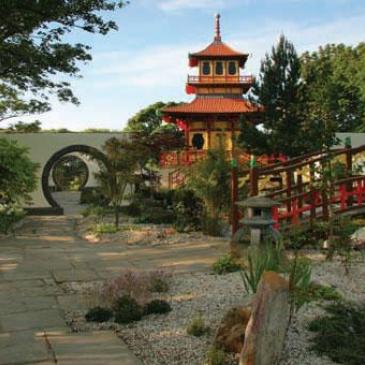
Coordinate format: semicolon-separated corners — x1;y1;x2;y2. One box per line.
187;75;254;84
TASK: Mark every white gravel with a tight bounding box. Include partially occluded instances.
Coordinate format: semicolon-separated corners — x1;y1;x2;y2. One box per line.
64;252;365;365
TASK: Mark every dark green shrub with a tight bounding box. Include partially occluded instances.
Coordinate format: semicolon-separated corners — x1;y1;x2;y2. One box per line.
80;187;109;206
135;207;175;224
113;295;143;324
149;276;169;293
308;301;365;365
173;189;203;232
85;306;113;322
187;314;210;337
212;254;242;275
143;300;172;315
202;216;224;236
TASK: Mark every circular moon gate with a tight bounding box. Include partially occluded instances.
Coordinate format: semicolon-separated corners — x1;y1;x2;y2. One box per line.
42;145;107;208
52;155;89;191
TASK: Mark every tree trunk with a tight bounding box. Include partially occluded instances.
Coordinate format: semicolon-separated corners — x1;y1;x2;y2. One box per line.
114;204;119;229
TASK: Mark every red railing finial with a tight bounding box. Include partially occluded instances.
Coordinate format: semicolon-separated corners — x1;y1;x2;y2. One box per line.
214;13;221;42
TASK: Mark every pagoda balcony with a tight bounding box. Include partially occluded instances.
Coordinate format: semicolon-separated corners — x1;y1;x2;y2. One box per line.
187;75;254;85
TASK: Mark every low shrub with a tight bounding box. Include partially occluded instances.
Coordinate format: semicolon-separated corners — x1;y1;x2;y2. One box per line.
149;270;171;293
143;300;172;315
80;187;109;206
134;207;175;225
308;301;365;365
90;223;118;235
0;205;25;234
113;295;143;324
81;205;109;220
85;306;113;323
187;314;209;337
212;254;242;275
206;347;226;365
202;216;224;237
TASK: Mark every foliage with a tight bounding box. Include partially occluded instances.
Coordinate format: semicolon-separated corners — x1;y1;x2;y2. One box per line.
134;206;175;225
81;205;109;223
308;301;365;365
0;0;127;121
143;300;172;315
85;306;113;323
172;188;203;232
186;147;231;236
301;43;365;134
8;121;42;133
288;256;312;313
90;223;119;235
206;347;226;365
212;254;242;275
186;314;210;337
0;138;38;204
238;35;307;157
240;244;283;293
0;204;25;234
80;187;109;206
95;137;141;228
113;295;143;324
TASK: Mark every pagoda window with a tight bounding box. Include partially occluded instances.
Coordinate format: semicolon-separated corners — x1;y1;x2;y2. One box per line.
192;133;205;150
215;61;224;75
228;61;237;75
202;61;211;75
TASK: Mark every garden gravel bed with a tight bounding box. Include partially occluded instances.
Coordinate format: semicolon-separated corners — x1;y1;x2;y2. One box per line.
63;253;365;365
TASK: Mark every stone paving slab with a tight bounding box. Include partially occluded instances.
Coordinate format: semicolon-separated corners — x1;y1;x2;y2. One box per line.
48;331;142;365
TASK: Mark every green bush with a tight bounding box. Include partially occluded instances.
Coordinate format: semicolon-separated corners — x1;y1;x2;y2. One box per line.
206;347;226;365
212;254;242;275
143;300;172;315
308;301;365;365
172;189;203;232
80;187;109;206
0;205;25;234
186;314;209;337
149;276;169;293
90;223;118;235
135;206;175;225
85;306;113;323
113;295;143;324
81;205;109;220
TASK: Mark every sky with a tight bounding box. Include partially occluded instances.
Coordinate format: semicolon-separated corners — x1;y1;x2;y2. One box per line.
16;0;365;130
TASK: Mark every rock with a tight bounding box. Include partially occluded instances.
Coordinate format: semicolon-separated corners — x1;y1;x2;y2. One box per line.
240;271;289;365
215;306;251;353
351;227;365;250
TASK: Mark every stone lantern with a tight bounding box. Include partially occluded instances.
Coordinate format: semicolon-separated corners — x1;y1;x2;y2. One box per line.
236;196;280;246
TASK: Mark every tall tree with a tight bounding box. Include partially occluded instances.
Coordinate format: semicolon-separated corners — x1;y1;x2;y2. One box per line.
0;0;127;122
301;43;365;135
238;35;307;158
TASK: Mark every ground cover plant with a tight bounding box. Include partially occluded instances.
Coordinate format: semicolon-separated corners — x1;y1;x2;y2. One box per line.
308;301;365;365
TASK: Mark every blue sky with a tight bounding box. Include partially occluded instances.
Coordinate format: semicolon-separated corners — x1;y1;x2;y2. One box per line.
18;0;365;130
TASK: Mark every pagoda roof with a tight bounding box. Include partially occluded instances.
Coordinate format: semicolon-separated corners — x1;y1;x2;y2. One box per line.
189;40;248;59
163;97;261;115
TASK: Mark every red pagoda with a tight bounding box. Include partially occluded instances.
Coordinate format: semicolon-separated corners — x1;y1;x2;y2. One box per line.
161;14;262;169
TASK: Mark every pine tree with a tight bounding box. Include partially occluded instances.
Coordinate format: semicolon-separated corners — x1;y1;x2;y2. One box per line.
238;35;307;158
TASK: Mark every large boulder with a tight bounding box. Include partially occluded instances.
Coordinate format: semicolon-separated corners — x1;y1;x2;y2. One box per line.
214;306;251;353
240;271;289;365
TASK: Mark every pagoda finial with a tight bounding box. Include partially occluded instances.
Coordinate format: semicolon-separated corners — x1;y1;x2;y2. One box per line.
214;13;221;42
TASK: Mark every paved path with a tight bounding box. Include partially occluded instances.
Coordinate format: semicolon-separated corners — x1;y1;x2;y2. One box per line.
0;216;227;365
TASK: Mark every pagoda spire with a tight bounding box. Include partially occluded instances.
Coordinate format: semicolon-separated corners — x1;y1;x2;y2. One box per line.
214;13;221;42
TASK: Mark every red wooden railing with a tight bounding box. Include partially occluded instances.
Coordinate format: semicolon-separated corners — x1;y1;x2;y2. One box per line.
233;145;365;232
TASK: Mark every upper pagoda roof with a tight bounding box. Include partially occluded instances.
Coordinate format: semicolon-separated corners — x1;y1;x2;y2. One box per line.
190;40;248;59
189;14;249;66
163;97;261;115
